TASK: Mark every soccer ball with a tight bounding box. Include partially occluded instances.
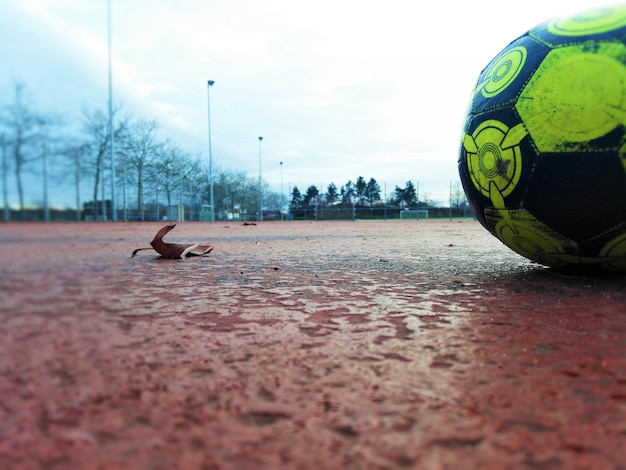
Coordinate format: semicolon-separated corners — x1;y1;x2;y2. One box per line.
458;5;626;272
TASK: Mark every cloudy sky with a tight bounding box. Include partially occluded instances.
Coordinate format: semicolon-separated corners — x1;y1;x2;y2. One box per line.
1;0;604;207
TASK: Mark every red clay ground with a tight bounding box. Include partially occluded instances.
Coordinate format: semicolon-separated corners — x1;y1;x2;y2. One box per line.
1;220;625;469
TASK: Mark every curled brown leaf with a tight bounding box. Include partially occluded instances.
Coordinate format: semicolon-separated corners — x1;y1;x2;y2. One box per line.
132;224;214;259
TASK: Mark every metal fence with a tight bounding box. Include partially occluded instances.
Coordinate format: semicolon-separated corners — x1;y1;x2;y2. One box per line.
3;202;473;223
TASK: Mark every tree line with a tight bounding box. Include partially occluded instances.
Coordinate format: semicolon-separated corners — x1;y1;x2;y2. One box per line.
287;179;468;220
0;81;282;222
1;81;467;222
290;178;423;210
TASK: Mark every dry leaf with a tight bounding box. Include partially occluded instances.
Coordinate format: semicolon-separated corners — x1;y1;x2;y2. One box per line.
132;224;214;259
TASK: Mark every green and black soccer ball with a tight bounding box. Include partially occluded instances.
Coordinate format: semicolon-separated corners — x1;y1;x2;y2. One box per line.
459;5;626;272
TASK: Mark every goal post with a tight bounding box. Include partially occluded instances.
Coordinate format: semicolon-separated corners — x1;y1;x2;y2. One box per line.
399;209;429;220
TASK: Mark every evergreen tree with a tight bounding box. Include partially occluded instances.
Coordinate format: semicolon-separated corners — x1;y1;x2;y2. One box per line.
342;180;355;204
290;186;303;209
403;180;417;207
393;181;417;208
326;182;338;204
393;185;404;207
303;185;319;206
364;178;381;206
355;176;366;205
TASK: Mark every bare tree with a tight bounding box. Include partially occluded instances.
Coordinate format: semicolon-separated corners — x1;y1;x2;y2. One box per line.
81;105;126;220
152;139;188;208
1;134;8;222
265;192;283;213
58;140;89;221
214;169;261;220
38;116;65;222
1;82;47;218
123;119;159;221
450;181;467;209
179;153;206;219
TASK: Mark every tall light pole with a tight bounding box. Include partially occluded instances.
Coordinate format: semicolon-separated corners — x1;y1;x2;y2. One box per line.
280;161;284;220
2;135;9;222
207;80;215;221
449;180;453;221
258;136;263;222
107;0;117;221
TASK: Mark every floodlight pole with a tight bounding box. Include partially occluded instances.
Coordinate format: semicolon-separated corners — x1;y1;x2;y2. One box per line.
384;181;387;220
107;0;117;221
1;135;8;222
449;180;453;221
207;80;215;221
258;136;263;221
280;161;283;220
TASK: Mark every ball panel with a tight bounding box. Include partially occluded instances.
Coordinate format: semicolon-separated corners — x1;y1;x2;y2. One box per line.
599;230;626;271
470;36;549;114
523;152;626;242
464;119;524;199
517;42;626;152
530;6;626;46
485;207;577;268
460;106;538;215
